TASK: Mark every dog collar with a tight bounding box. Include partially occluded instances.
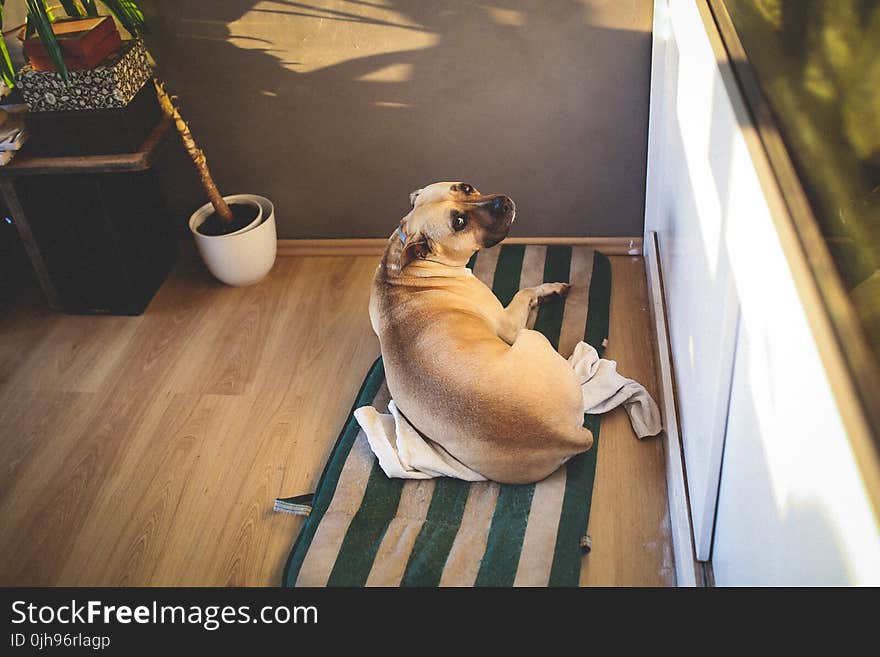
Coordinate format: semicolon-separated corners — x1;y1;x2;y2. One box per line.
396;226;406;243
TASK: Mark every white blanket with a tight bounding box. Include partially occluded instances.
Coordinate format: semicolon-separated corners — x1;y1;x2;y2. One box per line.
354;341;662;481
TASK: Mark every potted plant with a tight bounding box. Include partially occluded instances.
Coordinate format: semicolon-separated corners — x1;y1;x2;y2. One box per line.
0;0;277;287
155;81;277;287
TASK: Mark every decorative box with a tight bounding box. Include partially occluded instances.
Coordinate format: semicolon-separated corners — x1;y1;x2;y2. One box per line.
16;39;152;112
23;16;121;71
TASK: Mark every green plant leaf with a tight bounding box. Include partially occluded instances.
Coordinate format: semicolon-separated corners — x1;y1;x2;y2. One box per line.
0;37;15;90
26;0;70;84
59;0;84;18
0;3;15;89
83;0;98;17
99;0;146;36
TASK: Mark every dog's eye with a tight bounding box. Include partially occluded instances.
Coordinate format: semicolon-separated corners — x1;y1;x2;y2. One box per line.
459;184;473;194
452;214;468;231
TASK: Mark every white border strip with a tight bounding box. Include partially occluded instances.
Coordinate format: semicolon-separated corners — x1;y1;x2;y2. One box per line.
644;231;699;587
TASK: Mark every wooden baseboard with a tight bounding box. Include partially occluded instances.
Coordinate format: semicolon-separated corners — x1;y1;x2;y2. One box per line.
276;236;643;257
644;231;700;587
277;239;387;257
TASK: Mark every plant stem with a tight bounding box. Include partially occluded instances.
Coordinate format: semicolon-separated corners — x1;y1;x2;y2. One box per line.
154;79;233;223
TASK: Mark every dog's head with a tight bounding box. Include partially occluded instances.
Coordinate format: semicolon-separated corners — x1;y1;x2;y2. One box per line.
398;181;515;269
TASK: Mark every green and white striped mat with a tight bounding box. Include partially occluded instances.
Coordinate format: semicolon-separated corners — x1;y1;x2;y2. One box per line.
281;244;611;587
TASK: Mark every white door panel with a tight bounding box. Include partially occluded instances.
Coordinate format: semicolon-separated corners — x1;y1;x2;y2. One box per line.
645;0;740;559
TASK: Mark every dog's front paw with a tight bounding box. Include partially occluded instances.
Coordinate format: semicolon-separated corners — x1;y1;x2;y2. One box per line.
546;282;571;297
555;283;572;297
536;282;571;303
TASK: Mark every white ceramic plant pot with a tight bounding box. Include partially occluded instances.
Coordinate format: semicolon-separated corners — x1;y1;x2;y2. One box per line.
189;194;277;286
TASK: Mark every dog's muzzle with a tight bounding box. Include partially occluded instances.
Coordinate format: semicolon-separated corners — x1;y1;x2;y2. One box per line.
484;194;516;226
480;195;516;248
489;195;515;219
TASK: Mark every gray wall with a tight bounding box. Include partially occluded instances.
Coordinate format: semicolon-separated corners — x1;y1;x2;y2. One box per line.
143;1;652;238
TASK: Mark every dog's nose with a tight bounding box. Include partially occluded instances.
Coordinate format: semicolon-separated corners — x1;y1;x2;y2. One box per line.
490;195;514;216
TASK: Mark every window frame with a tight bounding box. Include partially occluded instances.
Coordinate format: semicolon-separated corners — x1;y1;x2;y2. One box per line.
706;0;880;455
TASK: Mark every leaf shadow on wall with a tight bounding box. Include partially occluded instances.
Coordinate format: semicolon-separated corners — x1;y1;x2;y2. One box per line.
143;0;653;239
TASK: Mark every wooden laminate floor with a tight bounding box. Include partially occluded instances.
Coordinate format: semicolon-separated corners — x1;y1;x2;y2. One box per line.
0;253;674;586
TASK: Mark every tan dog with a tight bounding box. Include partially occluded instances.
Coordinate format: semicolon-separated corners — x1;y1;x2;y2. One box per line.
369;182;593;483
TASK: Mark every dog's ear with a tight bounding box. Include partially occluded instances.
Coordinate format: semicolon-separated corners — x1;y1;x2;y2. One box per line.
399;232;431;270
409;188;422;207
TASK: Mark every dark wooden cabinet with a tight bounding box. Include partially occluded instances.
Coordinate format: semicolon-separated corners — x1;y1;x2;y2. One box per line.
0;117;178;315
